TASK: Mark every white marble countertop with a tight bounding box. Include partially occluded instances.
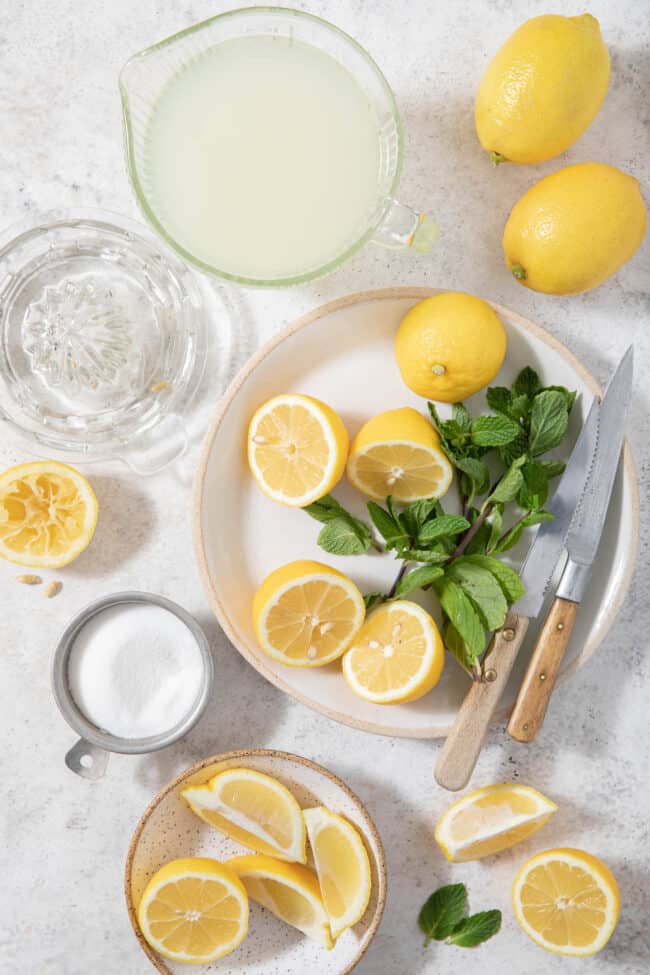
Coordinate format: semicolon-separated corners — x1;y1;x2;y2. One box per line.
1;1;648;973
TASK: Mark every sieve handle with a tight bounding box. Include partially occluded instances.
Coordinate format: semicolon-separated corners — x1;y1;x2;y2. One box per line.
65;738;109;780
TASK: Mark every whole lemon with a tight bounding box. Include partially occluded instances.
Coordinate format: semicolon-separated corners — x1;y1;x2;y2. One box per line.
503;162;647;294
475;14;610;164
395;293;507;402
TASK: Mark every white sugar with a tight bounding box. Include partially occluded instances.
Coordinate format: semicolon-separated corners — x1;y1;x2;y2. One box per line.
68;603;205;740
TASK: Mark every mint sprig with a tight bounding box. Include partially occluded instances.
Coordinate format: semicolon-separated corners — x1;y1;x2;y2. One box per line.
418;883;501;949
301;366;576;678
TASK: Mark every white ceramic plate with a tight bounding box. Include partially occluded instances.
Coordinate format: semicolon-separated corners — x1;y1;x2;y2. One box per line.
193;289;638;738
126;749;386;975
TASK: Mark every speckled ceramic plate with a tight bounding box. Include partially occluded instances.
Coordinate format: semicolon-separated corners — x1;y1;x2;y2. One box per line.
125;749;386;975
193;288;639;738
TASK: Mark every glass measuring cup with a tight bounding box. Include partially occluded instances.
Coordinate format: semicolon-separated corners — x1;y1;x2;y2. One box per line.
119;6;437;287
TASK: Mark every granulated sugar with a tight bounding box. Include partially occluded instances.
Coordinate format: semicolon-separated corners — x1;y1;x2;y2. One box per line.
68;602;205;739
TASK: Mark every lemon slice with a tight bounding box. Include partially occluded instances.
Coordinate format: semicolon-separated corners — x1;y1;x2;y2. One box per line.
247;394;349;507
513;848;620;956
0;460;98;568
182;768;307;863
346;408;453;502
435;783;557;863
253;560;365;667
228;853;333;949
136;857;249;964
342;600;444;704
303;807;372;939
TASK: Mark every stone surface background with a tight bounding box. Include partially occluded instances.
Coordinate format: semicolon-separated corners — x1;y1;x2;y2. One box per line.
0;1;648;973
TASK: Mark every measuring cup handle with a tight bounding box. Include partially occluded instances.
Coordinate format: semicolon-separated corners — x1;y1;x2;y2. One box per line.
373;198;438;254
65;738;109;780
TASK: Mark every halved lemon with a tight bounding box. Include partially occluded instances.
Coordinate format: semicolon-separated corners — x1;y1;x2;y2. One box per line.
342;600;444;704
181;768;306;863
247;394;349;507
435;783;557;863
253;560;365;668
303;806;372;939
136;857;249;964
346;407;453;503
0;460;98;568
513;848;620;956
228;853;333;949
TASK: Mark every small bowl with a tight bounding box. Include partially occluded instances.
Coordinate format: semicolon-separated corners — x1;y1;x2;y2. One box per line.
52;591;213;779
125;749;387;975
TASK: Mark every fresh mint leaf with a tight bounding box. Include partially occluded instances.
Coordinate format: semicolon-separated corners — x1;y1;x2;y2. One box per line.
395;564;444;597
367;501;407;549
447;559;508;630
491;521;524;554
541;385;577;412
427;403;457;461
487;506;503;552
518;461;549;510
455;458;490;499
418;883;468;945
304;495;349;523
435;577;486;659
486;386;512;415
471;414;521;447
317;517;371;555
363;592;384;611
540;459;566;479
529;390;569;457
405;498;440;527
499;431;529;466
443;620;473;671
463;554;525;604
512;366;541;398
419;515;471;544
397;547;450;564
488;457;526;504
448;910;502;948
452;402;472;432
522;510;553;527
508;393;530;422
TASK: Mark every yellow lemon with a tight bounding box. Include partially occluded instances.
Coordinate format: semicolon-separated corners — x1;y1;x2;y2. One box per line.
252;560;366;668
346;408;453;503
303;806;372;939
435;783;557;863
247;393;349;507
228;854;333;949
475;14;610;164
395;294;507;403
182;767;307;863
342;600;444;704
504;162;647;294
0;460;98;568
513;848;620;956
137;857;249;964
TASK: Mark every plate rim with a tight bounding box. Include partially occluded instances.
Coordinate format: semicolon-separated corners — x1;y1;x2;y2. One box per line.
124;748;387;975
192;287;640;738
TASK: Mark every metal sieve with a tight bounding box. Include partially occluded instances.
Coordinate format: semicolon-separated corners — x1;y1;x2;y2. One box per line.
52;591;213;780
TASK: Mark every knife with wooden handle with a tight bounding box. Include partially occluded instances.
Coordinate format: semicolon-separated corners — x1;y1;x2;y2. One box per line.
508;347;633;743
435;395;601;791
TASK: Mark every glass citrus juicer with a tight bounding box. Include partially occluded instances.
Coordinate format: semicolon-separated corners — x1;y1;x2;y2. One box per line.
119;6;437;287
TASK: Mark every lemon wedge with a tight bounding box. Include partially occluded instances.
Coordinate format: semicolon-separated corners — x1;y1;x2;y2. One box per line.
342;600;444;704
513;848;620;956
136;857;248;964
228;853;333;949
346;407;453;502
0;460;98;568
303;807;372;939
435;783;558;863
182;768;307;863
253;560;365;667
247;393;349;507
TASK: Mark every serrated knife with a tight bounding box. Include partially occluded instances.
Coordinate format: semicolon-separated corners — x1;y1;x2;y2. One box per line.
435;390;601;791
507;346;634;742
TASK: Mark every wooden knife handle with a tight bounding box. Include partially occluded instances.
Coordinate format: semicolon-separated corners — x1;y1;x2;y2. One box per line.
507;597;578;743
435;612;529;792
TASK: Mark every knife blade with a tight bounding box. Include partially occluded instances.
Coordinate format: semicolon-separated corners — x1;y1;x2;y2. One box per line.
434;394;600;791
507;347;633;742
